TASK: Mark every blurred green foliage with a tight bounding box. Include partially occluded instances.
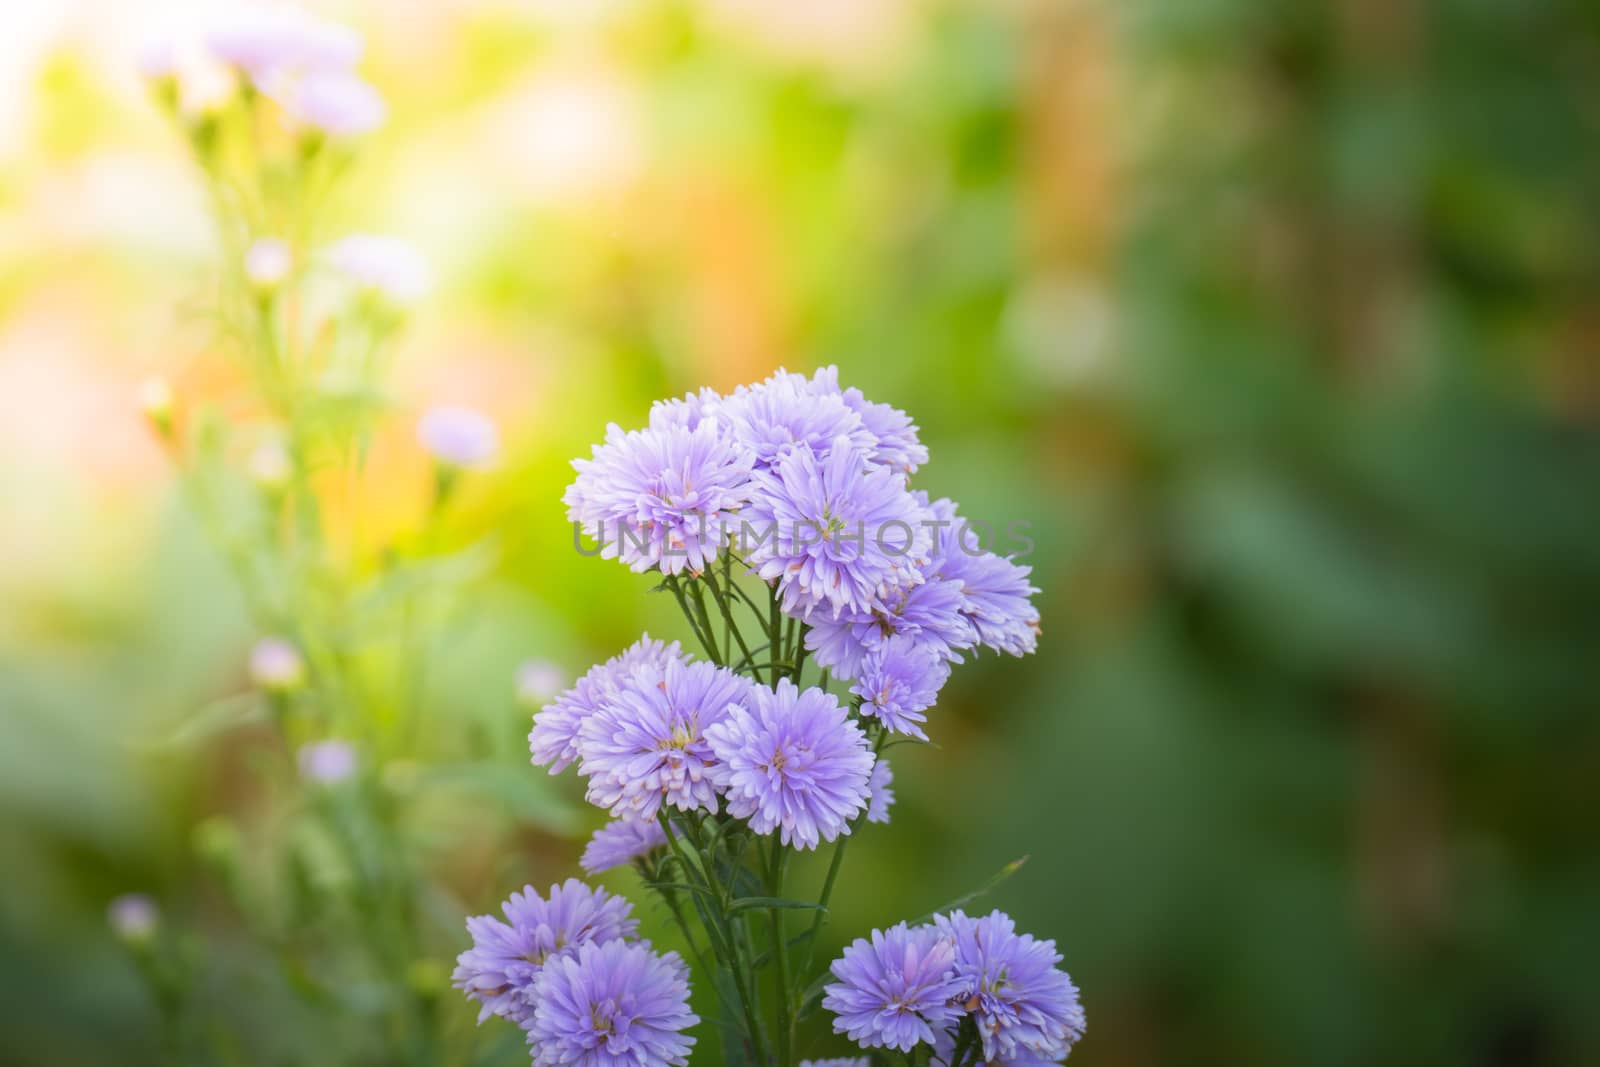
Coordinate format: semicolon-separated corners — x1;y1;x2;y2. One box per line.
2;1;1599;1066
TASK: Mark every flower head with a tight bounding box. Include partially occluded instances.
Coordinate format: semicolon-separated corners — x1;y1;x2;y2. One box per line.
866;758;895;824
934;910;1085;1063
925;497;1041;658
525;939;698;1067
298;739;357;784
721;369;874;470
851;634;951;741
327;234;432;304
453;880;638;1026
823;921;964;1052
565;420;753;576
249;636;305;690
705;679;873;850
581;817;670;876
806;366;928;474
418;405;499;469
245;237;292;288
206;7;362;88
742;440;929;621
648;386;726;433
530;635;685;773
578;658;757;820
108;894;160;944
806;571;972;680
281;70;385;137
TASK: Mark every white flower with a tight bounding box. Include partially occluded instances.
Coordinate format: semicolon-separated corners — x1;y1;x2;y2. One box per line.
108;894;160;944
326;234;432;304
249;636;305;691
245;238;292;288
280;70;386;137
247;438;292;490
298;740;358;784
516;660;566;707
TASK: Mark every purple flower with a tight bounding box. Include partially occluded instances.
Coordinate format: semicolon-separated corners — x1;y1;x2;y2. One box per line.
108;894;160;943
565;420;753;576
852;634;952;740
516;660;567;707
245;237;292;288
648;386;726;433
742;440;929;621
807;366;929;474
530;635;685;773
297;739;357;784
800;1060;871;1067
283;70;386;137
823;921;964;1052
924;497;1041;658
581;817;670;876
931;1030;1063;1066
934;910;1085;1063
866;758;895;824
249;636;305;690
206;7;362;88
805;574;973;680
418;405;499;468
705;679;873;850
721;369;874;470
453;880;638;1026
327;234;433;304
577;658;757;820
525;939;698;1067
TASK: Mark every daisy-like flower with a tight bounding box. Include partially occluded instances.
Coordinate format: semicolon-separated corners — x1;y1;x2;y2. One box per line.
648;386;726;433
934;910;1085;1063
281;69;385;137
705;679;873;850
807;366;929;474
297;739;357;784
206;6;362;88
851;634;951;741
453;880;638;1026
326;234;433;304
577;658;757;821
564;419;754;576
823;921;965;1052
805;572;972;680
418;405;499;469
530;635;685;773
930;1029;1064;1066
249;636;305;691
742;439;929;621
525;940;698;1067
866;758;895;824
720;369;874;470
925;497;1041;658
581;817;670;876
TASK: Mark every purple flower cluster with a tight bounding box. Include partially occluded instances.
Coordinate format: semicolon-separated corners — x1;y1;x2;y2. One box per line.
823;910;1085;1065
563;366;1041;742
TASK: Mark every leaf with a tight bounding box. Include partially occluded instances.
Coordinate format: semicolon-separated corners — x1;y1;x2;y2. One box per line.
642;880;721;901
911;855;1030;923
728;896;827;915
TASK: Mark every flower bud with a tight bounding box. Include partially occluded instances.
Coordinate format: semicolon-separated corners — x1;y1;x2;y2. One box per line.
298;739;357;785
107;894;160;945
249;636;305;691
245;238;292;290
247;438;292;492
516;660;566;707
418;405;499;470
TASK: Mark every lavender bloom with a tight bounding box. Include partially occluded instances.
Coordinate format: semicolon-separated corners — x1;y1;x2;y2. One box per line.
866;758;895;824
823;921;964;1052
742;440;929;621
249;636;305;690
705;679;873;850
525;939;697;1067
581;817;669;876
648;386;726;433
851;634;951;741
418;405;499;469
807;365;929;474
530;635;686;773
564;420;754;576
577;658;757;821
805;573;972;680
931;1030;1063;1066
721;369;873;469
800;1060;871;1067
284;70;386;137
326;234;433;304
108;894;160;944
298;739;357;784
934;910;1085;1063
924;496;1041;658
206;7;362;88
453;879;638;1026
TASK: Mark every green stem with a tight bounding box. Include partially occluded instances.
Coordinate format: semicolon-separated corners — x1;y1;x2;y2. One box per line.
767;840;794;1067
